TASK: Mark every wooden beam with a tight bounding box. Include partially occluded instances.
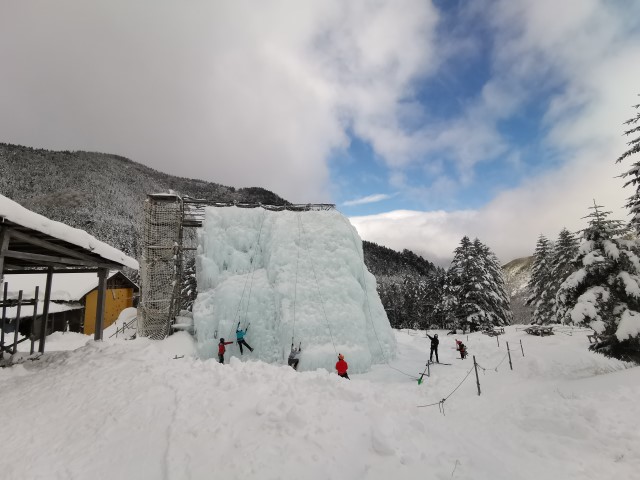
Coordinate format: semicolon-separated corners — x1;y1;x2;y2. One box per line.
4;249;119;269
4;268;101;275
94;268;108;341
8;228;94;262
38;268;53;354
0;226;10;279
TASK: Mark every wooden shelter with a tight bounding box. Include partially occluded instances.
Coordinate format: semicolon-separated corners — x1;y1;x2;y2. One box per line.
0;194;138;357
3;271;138;335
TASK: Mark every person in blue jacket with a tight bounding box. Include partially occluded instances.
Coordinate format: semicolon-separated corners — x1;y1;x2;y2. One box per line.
236;322;254;354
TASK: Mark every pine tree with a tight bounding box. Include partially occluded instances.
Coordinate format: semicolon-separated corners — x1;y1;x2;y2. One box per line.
473;239;512;326
556;202;640;361
617;95;640;230
526;235;555;324
549;228;579;321
447;236;511;330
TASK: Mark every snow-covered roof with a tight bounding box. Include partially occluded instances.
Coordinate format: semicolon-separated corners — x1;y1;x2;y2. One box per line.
3;271;135;301
0;194;138;270
4;301;83;320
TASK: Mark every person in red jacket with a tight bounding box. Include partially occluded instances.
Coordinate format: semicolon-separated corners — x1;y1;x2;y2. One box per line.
218;338;233;364
335;353;349;379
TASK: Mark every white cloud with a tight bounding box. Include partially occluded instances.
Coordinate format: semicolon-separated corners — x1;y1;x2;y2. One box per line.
0;0;440;203
352;0;640;266
343;193;394;207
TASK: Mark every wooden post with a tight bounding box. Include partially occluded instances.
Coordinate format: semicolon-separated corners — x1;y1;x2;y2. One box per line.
520;339;525;357
1;282;7;359
496;335;499;347
473;355;481;396
507;341;513;370
94;268;108;341
12;290;23;356
30;286;39;355
38;268;53;353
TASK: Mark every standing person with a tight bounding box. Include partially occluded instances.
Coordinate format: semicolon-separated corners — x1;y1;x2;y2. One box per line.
426;333;440;363
235;322;254;355
218;338;233;364
456;339;467;359
335;353;349;379
288;343;302;370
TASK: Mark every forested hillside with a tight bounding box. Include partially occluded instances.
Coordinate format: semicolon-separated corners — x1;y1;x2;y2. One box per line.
0;143;287;256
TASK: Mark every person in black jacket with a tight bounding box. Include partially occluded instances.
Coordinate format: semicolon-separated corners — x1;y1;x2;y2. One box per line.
426;333;439;363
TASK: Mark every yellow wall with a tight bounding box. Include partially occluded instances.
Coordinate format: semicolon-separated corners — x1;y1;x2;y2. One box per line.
83;288;134;335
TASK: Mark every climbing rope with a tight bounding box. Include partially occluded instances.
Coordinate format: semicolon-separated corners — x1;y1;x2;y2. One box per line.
298;214;338;355
228;210;267;339
291;212;302;345
339;214;418;380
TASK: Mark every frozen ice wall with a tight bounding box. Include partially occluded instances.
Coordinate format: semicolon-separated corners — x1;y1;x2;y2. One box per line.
192;207;396;373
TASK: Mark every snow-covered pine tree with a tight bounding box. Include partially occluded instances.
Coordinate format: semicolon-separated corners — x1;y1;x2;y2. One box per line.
526;235;555;324
555;202;640;361
473;239;512;325
447;236;510;330
616;95;640;230
549;228;579;321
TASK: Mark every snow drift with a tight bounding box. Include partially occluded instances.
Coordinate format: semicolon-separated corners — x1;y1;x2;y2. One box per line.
192;207;396;372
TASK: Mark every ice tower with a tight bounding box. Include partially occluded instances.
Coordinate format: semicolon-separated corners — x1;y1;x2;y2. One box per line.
192;206;397;373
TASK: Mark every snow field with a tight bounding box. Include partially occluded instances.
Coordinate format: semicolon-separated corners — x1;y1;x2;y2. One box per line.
0;326;637;479
193;207;396;373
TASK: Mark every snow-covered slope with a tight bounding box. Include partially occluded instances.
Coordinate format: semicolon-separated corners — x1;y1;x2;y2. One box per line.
0;328;637;479
193;207;396;373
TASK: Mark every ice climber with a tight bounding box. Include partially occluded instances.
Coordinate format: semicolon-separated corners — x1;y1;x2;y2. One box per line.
235;322;254;354
426;333;440;363
335;353;349;379
288;343;302;370
218;338;233;363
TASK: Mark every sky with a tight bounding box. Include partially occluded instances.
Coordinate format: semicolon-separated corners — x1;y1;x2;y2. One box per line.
1;0;640;266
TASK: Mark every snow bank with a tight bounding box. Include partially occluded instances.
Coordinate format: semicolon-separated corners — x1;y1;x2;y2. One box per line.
192;207;396;372
0;328;638;480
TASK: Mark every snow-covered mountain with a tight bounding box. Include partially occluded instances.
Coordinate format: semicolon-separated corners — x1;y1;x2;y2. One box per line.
502;256;534;324
0;142;439;324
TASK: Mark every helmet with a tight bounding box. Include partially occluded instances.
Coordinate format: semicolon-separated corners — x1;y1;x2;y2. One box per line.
220;338;225;342
338;353;344;360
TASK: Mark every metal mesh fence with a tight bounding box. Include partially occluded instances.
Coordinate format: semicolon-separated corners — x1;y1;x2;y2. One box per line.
137;195;183;339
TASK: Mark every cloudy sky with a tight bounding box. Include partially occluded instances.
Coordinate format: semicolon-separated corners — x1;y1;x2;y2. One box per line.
1;0;639;265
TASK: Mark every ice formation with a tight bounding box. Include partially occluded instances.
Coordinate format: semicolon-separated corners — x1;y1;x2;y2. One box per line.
192;207;396;372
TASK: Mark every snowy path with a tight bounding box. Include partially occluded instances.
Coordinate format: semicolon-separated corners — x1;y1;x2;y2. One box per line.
0;328;638;479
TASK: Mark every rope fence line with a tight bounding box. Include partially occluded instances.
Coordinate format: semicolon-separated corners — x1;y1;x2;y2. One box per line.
417;336;528;413
417;366;475;415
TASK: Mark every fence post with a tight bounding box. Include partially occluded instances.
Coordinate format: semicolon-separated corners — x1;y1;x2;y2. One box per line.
496;335;499;347
520;339;525;357
507;341;513;370
473;355;481;396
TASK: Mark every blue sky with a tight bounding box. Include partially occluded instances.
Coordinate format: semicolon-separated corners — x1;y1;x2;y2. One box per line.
1;0;639;264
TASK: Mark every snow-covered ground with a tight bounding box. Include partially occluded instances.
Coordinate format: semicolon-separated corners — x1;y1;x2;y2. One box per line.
0;326;637;479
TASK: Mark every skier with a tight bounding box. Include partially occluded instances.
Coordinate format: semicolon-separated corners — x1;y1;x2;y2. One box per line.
456;339;467;359
218;338;233;364
288;343;302;370
426;332;440;363
235;322;254;355
335;353;349;379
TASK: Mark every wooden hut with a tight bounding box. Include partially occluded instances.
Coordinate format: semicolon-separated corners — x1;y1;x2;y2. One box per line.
3;271;138;335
